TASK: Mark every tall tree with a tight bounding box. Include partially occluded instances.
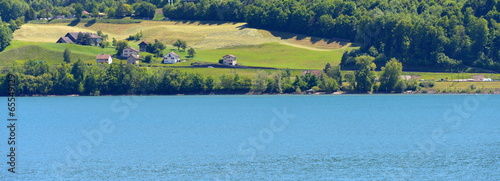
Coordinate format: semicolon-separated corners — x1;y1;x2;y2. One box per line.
115;40;129;56
379;58;403;92
73;3;84;19
188;47;196;58
135;2;156;19
354;55;377;93
63;48;71;63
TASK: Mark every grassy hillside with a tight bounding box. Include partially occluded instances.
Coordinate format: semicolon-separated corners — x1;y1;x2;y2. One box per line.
13;20;352;50
194;43;355;69
0;41;117;65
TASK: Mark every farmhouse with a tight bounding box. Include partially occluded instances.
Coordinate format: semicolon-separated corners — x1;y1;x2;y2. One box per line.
96;54;113;64
56;32;102;46
222;54;237;66
139;41;149;52
122;47;140;58
127;54;140;65
163;52;181;64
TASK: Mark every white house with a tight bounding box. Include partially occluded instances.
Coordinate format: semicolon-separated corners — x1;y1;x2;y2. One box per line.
122;47;139;57
163;52;181;64
127;54;140;64
222;54;237;66
96;54;113;64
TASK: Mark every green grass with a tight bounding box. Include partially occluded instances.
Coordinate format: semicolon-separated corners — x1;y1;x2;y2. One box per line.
173;67;304;78
194;43;355;69
0;40;118;65
433;82;500;90
402;71;500;81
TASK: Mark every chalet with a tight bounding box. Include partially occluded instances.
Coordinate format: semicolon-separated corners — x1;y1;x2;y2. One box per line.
138;41;149;52
163;52;181;64
222;54;237;66
122;47;140;57
57;32;102;46
127;54;140;65
96;54;113;64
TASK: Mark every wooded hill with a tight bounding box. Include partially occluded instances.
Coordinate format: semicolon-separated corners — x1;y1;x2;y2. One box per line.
0;0;499;72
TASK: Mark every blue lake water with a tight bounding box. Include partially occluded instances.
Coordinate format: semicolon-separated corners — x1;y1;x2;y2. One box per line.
2;95;500;180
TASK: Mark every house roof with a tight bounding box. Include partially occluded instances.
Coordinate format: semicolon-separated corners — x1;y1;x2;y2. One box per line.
224;54;236;58
90;34;101;39
302;70;322;77
57;37;74;43
66;32;102;39
82;11;90;15
125;47;140;52
129;54;140;59
96;54;111;60
165;52;180;58
139;41;149;46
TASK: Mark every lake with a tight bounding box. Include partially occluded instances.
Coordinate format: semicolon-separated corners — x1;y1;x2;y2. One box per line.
2;95;500;180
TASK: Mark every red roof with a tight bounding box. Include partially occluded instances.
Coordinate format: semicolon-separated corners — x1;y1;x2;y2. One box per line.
125;47;140;52
96;54;111;60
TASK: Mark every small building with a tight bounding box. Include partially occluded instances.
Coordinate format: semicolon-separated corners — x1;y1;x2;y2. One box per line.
56;37;74;44
222;54;237;66
138;41;149;52
163;52;181;64
127;54;140;65
122;47;140;58
96;54;113;64
302;70;322;77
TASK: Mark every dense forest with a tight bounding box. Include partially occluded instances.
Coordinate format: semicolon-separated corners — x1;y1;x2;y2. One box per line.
162;0;500;72
0;0;499;71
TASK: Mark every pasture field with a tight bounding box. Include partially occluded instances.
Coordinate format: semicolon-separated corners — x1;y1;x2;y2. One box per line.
13;20;352;50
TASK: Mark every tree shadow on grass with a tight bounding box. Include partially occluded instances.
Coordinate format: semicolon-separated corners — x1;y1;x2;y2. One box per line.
84;19;96;27
67;19;80;26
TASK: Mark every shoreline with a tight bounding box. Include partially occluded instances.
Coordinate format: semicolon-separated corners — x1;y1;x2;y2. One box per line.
10;91;500;97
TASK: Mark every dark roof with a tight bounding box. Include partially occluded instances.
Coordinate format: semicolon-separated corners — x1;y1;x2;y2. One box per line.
139;41;149;46
66;32;102;40
125;47;140;52
57;37;74;43
96;54;111;60
66;32;79;41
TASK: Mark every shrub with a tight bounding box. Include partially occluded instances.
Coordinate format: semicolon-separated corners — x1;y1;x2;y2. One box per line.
394;80;407;93
419;81;435;88
420;88;428;93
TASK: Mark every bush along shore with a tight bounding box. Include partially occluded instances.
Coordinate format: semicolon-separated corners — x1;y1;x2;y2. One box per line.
1;58;500;96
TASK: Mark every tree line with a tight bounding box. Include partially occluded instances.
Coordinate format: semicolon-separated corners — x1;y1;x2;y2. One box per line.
1;54;418;96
